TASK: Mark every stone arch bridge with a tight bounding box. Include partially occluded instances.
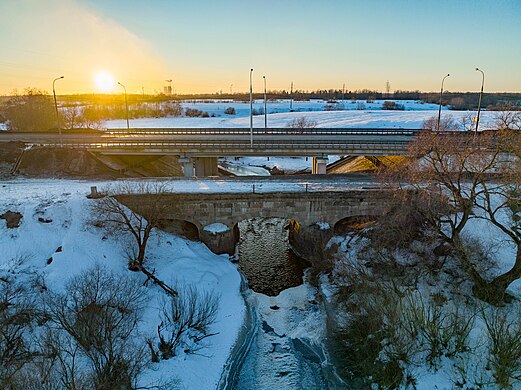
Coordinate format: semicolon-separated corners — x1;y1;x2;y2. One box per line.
118;190;389;255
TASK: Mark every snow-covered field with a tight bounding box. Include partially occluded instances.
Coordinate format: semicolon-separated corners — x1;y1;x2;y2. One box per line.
0;179;245;389
105;99;500;130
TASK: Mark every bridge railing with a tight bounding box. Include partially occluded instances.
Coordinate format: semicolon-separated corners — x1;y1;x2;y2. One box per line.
103;127;422;136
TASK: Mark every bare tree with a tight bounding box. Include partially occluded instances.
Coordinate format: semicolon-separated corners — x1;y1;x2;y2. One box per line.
381;129;521;303
91;182;166;270
494;104;521;131
90;182;178;296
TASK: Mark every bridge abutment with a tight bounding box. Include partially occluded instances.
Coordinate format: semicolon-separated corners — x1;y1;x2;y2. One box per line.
200;223;239;255
179;157;194;177
312;157;328;174
194;157;219;177
288;220;334;269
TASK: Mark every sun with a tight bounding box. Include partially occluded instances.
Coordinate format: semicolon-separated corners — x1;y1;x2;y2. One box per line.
94;71;115;92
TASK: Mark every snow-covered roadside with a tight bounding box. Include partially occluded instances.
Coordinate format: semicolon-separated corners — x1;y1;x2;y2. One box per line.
0;179;245;389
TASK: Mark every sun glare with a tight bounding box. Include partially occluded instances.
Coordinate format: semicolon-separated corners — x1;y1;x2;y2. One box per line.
94;71;115;92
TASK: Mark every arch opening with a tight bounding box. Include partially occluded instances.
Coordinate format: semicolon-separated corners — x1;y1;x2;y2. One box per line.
234;217;310;296
158;219;200;241
333;215;376;236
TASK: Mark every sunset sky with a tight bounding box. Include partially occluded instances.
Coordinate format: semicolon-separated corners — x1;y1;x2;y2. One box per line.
1;0;520;95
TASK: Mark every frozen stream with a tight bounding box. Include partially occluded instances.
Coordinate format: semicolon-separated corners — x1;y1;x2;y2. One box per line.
221;218;336;389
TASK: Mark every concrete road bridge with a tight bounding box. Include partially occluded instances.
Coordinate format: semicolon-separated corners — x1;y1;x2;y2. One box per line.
0;127;421;175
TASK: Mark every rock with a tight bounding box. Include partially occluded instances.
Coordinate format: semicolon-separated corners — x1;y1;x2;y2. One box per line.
1;210;23;228
46;257;53;265
55;246;62;253
270;305;280;310
38;217;53;223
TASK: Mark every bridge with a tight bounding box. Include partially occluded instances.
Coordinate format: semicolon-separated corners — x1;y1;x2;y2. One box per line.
116;189;389;255
0;127;420;175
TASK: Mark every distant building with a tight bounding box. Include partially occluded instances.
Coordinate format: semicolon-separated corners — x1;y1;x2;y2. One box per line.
164;85;172;95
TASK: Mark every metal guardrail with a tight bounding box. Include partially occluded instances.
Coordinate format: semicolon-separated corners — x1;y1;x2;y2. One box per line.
104;127;422;136
34;140;410;150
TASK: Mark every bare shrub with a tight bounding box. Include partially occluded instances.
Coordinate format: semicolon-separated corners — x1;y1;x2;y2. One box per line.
156;284;219;359
286;117;317;129
0;264;38;388
482;306;521;388
224;107;236;115
332;263;418;388
400;292;476;369
42;265;149;389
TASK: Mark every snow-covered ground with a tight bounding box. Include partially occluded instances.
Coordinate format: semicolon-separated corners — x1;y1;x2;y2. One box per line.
0;179;245;389
104;99;500;130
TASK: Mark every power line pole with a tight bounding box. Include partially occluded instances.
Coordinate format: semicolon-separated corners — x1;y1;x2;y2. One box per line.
250;68;254;146
263;75;267;129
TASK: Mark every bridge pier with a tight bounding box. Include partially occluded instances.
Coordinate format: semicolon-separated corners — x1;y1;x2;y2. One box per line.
312;157;328;174
194;157;219;177
200;223;239;255
179;157;194;177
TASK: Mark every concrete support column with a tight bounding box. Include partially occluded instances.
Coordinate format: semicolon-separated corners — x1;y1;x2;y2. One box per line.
312;157;328;174
194;157;218;177
178;157;194;177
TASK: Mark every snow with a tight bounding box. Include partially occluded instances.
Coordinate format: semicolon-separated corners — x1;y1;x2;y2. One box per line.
203;222;230;234
105;99;501;130
0;179;245;389
0;123;6;131
315;222;330;230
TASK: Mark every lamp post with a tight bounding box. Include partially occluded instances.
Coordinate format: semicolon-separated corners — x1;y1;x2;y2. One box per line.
437;73;450;131
263;75;267;129
53;76;64;145
117;82;130;131
250;68;253;146
475;68;485;133
230;83;233;95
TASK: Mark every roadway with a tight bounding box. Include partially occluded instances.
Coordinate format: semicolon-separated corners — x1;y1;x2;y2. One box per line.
0;127;419;157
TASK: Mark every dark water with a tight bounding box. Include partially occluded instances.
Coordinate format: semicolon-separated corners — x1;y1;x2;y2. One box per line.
237;218;310;296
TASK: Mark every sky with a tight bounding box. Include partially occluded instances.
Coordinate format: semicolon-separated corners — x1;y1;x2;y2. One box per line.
0;0;520;95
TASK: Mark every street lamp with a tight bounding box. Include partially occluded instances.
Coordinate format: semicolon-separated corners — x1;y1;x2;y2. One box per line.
53;76;64;144
250;68;253;146
437;73;450;131
117;81;130;131
475;68;485;133
263;75;267;129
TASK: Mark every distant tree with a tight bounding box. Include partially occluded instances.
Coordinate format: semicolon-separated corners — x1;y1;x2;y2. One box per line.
1;88;55;131
421;115;459;131
286;117;318;129
224;107;236;115
449;97;467;111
